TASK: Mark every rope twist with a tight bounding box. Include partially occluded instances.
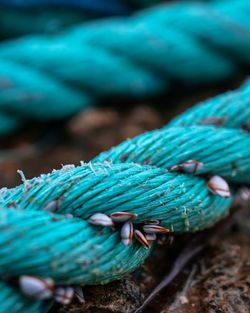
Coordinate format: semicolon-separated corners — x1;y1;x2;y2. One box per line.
0;80;249;312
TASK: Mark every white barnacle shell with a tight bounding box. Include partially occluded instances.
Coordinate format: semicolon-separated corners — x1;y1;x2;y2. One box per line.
199;116;227;127
207;175;231;198
19;276;54;300
181;160;203;174
170;160;203;174
134;230;149;249
88;213;114;226
145;233;157;241
238;187;250;201
111;212;137;223
143;224;171;234
74;286;85;304
43;200;58;212
54;286;74;305
121;222;133;246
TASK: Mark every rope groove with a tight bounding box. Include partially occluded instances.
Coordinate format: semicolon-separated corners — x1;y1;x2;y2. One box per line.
0;80;249;312
0;0;250;134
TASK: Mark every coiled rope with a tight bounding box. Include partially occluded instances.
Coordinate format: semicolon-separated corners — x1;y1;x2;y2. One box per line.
0;80;249;312
0;0;250;135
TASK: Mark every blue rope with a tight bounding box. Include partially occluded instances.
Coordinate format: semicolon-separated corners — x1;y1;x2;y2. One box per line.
0;80;249;312
0;0;250;135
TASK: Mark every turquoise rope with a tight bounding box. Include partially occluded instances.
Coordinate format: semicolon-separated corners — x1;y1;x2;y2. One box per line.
0;0;250;135
0;282;51;313
96;81;250;183
0;80;249;312
168;80;250;129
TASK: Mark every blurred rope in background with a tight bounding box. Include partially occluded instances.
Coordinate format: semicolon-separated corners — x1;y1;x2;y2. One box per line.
0;0;250;135
0;80;249;312
0;0;163;39
0;9;92;39
0;0;161;13
0;1;166;40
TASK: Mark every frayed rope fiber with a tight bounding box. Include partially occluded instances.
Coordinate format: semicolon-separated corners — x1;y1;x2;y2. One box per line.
0;80;249;312
1;0;250;134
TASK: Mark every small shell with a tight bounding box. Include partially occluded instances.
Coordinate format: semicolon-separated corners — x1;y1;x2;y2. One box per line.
111;212;137;223
74;286;85;304
88;213;114;226
134;230;149;249
238;187;250;201
143;224;171;234
207;175;231;198
199;116;227;127
64;213;74;218
43;200;58;212
145;233;157;241
169;160;203;174
54;287;74;305
19;276;54;300
121;222;133;246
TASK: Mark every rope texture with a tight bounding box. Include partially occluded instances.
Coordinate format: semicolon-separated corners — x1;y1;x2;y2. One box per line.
0;0;250;134
0;80;249;312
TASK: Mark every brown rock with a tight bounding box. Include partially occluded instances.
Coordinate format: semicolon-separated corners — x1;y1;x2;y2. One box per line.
57;279;144;313
125;106;162;131
68;109;120;137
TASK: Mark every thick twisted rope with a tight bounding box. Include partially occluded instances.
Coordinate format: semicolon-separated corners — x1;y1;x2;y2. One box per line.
0;80;249;312
0;0;250;135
